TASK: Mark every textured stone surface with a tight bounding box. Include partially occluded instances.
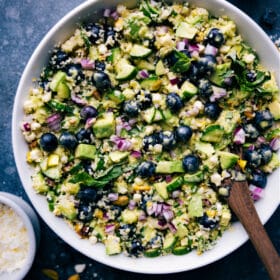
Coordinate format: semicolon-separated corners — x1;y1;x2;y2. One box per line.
0;0;279;279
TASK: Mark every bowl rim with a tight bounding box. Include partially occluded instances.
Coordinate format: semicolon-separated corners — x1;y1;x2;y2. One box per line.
12;0;280;274
0;194;37;279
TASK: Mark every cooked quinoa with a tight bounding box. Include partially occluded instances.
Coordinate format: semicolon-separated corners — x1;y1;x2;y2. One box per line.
22;0;280;257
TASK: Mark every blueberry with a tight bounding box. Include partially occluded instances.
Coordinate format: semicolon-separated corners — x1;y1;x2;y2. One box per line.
198;79;213;99
246;70;257;82
129;239;144;256
206;28;224;48
199;214;218;229
254;110;273;131
187;63;201;83
77;188;97;202
258;144;272;165
250;171;267;189
182;155;200;173
50;49;68;68
243;123;259;140
175;125;193;143
77;205;93;222
204;102;221;119
159;131;176;150
94;60;106;71
59;132;78;150
123;100;140;117
92;71;112;92
88;23;102;42
40;133;58;152
66;63;84;82
260;8;278;29
105;27;115;41
166;93;183;113
142;134;160;151
76;128;92;143
243;149;262;168
80;105;98;120
136;161;156;178
196;55;216;76
139;94;152;110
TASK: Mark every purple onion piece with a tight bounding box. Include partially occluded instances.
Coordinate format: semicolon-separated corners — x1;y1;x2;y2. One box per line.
233;127;246;145
23;122;31;132
138;70;149;79
47;113;62;132
71;93;87;106
257;136;266;144
128;200;136;210
210;86;227;102
155;203;163;216
172;190;180;198
138;211;147;221
270;137;280;151
168;222;177;233
162;203;171;210
103;8;111;17
85;118;95;129
188;43;199;52
80;59;94;70
146;203;155;216
105;224;115;233
249;185;265;201
131;151;142;159
165;175;172;183
163;210;174;222
170;77;179;85
108;193;119;201
176;41;186;51
204;44;218;56
111;10;119;20
248;144;255;151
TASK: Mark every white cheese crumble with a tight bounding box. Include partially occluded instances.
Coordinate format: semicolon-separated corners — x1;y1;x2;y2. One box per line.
0;203;29;273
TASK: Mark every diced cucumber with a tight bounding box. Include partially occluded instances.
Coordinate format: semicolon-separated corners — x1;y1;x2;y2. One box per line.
140;77;162;91
144;248;161;258
166;177;184;192
105;235;121;255
201;125;224;143
180;80;198;99
155;60;166;76
107;90;125;104
172;246;191;255
121;209;138;224
154;182;168;200
130;44;152;58
184;171;204;183
162;109;173;120
195;142;215;157
75;144;96;160
163;232;177;252
188;193;203;217
217;110;240;134
110;47;121;65
50;71;67;92
218;151;239;169
142;226;157;242
142;107;156;124
109;151;129;163
93;113;116;138
156;161;184;174
115;59;137;81
153;109;164;122
136;60;155;71
175;22;198;39
93;225;105;241
40;158;61;180
56;82;70;100
268;100;280;120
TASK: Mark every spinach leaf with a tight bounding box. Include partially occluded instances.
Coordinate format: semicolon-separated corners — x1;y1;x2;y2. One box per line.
70;166;123;188
171;50;192;73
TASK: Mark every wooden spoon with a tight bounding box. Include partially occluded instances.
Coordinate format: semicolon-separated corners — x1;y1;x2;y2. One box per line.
228;179;280;280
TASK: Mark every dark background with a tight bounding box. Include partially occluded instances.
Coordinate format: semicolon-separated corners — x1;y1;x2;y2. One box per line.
0;0;279;279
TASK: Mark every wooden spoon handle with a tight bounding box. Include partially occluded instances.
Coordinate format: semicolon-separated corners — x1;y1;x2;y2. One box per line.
229;181;280;280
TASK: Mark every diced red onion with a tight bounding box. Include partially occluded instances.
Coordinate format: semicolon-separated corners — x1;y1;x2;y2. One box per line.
108;193;118;201
162;203;171;210
128;200;136;210
157;220;168;230
177;198;184;206
138;70;149;79
46;113;62;131
71;93;87;106
103;8;111;17
23;122;31;132
111;10;119;20
85;118;96;129
168;222;177;233
110;135;132;151
131;151;142;158
172;190;180;198
163;210;174;222
188;43;199;53
249;185;265;201
204;44;218;56
257;136;266;144
155;203;163;216
233;127;246;145
270;137;280;151
80;59;94;70
210;86;227;102
176;41;186;51
139;211;147;221
248;144;255;151
105;224;115;233
128;119;137;125
165;175;172;183
170;77;179;85
146;203;156;216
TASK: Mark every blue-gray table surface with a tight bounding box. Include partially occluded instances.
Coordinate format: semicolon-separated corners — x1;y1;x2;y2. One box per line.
0;0;279;279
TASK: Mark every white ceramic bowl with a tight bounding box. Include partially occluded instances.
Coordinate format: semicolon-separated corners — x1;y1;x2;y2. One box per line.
0;192;40;280
12;0;280;274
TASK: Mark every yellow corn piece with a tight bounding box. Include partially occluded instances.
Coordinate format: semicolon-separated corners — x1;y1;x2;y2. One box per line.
47;154;60;167
115;18;123;29
94;209;103;219
206;209;216;219
133;185;151;192
68;274;80;280
26;151;32;163
237;159;247;171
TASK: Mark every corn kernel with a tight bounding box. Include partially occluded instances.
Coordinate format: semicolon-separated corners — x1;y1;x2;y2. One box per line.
94;209;103;219
237;159;247;171
26;152;32;163
133;185;151;192
206;209;216;218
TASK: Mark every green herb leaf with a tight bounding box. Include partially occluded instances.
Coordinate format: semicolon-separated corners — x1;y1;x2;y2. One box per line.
171;50;192;73
47;100;73;114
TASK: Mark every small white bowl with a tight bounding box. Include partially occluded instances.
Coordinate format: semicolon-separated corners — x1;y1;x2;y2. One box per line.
0;192;40;280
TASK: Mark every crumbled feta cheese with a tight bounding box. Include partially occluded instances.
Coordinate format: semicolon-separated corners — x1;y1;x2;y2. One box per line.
133;193;142;202
243;53;255;64
74;264;86;274
98;44;107;55
24;132;36;143
30;122;41;131
0;203;29;273
210;173;222;186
